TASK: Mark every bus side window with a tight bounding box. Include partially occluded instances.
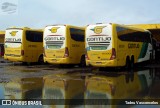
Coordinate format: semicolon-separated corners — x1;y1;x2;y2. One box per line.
118;29;151;43
70;28;84;42
26;31;43;42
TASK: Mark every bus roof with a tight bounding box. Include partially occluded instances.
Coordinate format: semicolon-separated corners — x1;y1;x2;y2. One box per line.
45;24;85;29
87;23;148;32
127;24;160;30
6;27;43;31
45;24;67;27
87;23;112;26
115;23;149;32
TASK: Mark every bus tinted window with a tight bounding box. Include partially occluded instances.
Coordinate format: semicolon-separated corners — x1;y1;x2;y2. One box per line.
117;27;151;43
70;28;84;42
26;31;43;42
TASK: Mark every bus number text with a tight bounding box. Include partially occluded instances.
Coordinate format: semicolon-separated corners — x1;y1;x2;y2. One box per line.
128;44;139;48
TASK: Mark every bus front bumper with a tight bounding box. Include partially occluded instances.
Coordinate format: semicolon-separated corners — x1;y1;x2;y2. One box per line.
86;60;117;67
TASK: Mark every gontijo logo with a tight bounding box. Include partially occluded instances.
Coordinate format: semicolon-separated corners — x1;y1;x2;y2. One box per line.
49;27;60;33
90;26;106;34
10;31;18;36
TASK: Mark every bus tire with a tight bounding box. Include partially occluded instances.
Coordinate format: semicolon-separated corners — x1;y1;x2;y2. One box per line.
38;55;44;65
125;57;131;70
79;55;86;67
131;56;134;69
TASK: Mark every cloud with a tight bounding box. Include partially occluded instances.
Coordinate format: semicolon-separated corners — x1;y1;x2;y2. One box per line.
0;0;160;30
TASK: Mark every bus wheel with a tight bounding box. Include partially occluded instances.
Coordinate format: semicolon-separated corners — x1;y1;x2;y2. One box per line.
38;55;44;65
79;55;86;67
125;57;131;70
131;56;134;69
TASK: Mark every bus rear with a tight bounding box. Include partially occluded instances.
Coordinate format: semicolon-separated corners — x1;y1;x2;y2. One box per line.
4;28;23;62
85;23;117;67
0;31;5;56
43;25;68;64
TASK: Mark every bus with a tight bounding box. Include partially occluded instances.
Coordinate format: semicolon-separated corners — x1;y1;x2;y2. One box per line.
0;31;5;56
4;27;44;64
43;25;86;67
85;23;153;68
128;24;160;61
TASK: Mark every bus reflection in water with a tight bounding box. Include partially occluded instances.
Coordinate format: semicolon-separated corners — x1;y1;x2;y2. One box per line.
43;73;85;108
85;69;155;108
4;77;43;99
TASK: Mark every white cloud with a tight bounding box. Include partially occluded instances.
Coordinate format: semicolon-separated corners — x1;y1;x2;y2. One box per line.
0;0;160;30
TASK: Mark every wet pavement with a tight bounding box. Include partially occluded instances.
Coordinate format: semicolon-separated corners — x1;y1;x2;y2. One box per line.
0;58;160;108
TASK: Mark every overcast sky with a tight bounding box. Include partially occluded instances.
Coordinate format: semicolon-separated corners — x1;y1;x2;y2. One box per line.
0;0;160;30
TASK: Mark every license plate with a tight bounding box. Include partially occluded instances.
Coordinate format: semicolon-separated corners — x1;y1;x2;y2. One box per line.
52;59;57;62
96;62;102;64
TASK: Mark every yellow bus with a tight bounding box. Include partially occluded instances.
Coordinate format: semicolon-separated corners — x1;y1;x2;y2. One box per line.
4;27;44;64
85;23;153;68
43;25;86;67
0;31;5;56
128;24;160;61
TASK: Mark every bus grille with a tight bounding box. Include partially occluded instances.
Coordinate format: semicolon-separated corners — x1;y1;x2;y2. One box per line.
88;42;110;46
46;41;63;45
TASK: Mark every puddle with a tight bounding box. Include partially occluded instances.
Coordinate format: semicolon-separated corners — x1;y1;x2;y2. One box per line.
0;64;159;107
21;69;39;72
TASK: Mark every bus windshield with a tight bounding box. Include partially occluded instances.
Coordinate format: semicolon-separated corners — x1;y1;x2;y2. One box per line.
86;24;112;51
44;26;66;50
5;29;23;48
